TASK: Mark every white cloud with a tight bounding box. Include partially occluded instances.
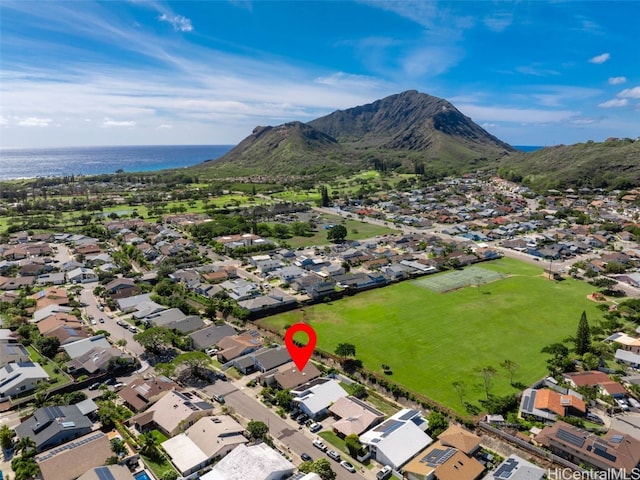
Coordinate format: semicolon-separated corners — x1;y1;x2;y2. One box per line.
0;116;8;126
481;122;497;129
400;45;463;77
598;98;628;108
157;124;172;129
17;117;52;127
158;13;193;32
589;52;610;64
569;118;597;125
103;118;136;127
618;86;640;98
314;72;382;89
608;76;627;85
516;64;560;77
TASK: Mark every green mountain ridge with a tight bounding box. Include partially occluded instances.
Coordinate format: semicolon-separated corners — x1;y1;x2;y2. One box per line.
195;90;515;179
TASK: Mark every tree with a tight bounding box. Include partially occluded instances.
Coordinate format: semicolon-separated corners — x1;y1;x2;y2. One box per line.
499;359;520;385
116;338;128;351
345;434;364;457
327;224;347;243
300;458;336;480
334;343;356;359
34;335;61;358
161;471;178;480
134;327;174;353
14;436;36;456
247;420;269;440
582;352;600;371
427;410;449;437
274;389;293;410
351;383;367;399
477;365;498;399
319;185;330;207
575;310;591;355
174;351;210;378
541;342;573;376
0;424;15;450
139;432;160;459
110;438;127;457
452;381;466;406
12;454;40;480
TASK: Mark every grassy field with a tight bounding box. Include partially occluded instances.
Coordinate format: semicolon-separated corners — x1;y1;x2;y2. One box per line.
258;258;602;414
278;213;398;248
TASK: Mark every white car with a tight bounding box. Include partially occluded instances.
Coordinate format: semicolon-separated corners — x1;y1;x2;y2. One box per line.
340;461;356;473
308;422;322;433
312;439;327;451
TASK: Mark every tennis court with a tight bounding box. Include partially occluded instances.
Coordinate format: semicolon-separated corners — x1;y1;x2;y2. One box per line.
413;266;507;293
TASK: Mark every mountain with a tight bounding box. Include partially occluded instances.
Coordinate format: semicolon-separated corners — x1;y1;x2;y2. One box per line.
499;137;640;191
197;90;516;178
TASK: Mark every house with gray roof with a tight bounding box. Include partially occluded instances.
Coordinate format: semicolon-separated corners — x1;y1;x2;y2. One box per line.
116;293;153;312
0;361;49;400
0;342;30;367
142;308;205;333
66;347;130;375
189;324;237;351
62;335;111;359
32;305;73;323
15;404;94;452
66;267;98;284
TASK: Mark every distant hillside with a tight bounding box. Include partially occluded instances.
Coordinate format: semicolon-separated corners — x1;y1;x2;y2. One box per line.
499;138;640;191
195;90;516;179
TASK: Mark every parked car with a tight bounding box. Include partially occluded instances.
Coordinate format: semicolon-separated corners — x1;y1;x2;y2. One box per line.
327;450;341;461
90;319;97;325
297;414;309;425
628;397;640;409
340;461;356;473
312;439;327;451
301;453;312;462
308;422;322;433
112;382;126;389
128;325;138;333
586;412;604;424
216;371;227;381
205;348;218;356
377;465;392;480
99;318;105;323
88;382;101;390
616;398;630;411
212;394;225;404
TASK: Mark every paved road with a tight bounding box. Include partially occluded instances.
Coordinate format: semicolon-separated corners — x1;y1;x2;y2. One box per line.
203;378;376;480
79;286;145;356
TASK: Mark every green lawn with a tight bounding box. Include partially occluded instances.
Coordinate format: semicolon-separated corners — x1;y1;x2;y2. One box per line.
27;345;73;387
275;213;398;248
258;258;602;414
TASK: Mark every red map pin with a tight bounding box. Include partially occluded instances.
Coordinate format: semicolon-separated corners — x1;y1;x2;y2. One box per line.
284;323;317;371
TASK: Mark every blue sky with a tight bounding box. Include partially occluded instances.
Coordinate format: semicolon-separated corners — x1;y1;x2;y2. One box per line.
1;1;638;148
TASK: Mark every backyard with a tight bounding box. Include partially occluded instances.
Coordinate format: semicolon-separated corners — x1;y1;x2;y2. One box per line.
258;258;602;414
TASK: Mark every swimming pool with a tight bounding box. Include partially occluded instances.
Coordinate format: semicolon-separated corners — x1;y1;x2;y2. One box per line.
134;471;151;480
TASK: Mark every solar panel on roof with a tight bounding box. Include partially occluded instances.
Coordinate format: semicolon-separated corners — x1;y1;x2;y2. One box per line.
593;445;617;462
419;448;456;467
523;392;535;412
610;434;624;443
557;428;586;448
398;409;418;421
494;458;519;479
95;467;115;480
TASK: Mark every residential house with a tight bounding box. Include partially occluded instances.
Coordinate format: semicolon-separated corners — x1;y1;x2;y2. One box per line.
32;305;73;324
217;332;262;363
142;308;205;333
231;347;291;375
519;388;586;422
36;273;67;286
116;293;153;313
15;404;94;452
189;324;238;351
129;390;214;437
118;376;181;412
403;441;484;480
45;325;90;346
564;371;627;399
606;332;640;354
237;290;297;314
438;424;482;456
199;443;295;480
35;432;113;480
481;455;545;480
266;362;322;390
359;408;432;470
292;378;348;420
0;361;49;400
329;396;385;438
535;421;640;472
32;287;69;310
37;314;83;336
62;335;111;359
162;415;248;476
615;349;640;368
76;466;134;480
0;342;30;367
220;279;261;301
66;267;98;284
104;278;139;299
66;347;130;375
0;276;35;290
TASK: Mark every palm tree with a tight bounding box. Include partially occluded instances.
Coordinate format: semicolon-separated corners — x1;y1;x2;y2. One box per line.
139;432;160;459
15;436;36;456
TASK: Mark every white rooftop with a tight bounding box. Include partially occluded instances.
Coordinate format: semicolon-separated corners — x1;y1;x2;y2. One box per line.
200;443;294;480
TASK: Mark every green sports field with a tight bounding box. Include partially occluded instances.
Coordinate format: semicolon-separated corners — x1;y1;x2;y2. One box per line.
258;258;602;413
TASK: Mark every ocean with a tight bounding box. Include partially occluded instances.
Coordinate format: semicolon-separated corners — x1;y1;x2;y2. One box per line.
0;145;234;181
514;145;544;152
